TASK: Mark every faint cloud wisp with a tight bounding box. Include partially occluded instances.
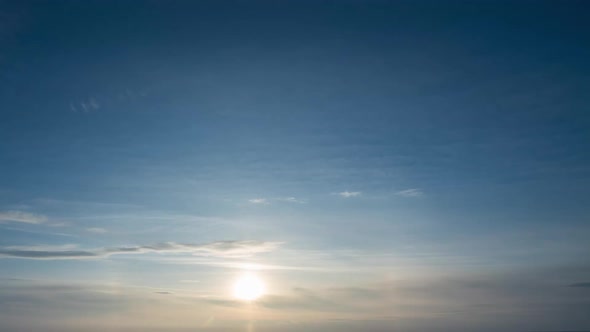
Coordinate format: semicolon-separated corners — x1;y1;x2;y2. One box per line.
86;227;108;234
277;197;306;204
70;97;100;113
337;191;361;198
0;210;47;224
248;198;269;205
396;188;423;197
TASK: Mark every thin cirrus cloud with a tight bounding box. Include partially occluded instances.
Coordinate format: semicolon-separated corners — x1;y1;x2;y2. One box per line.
396;188;423;197
0;210;47;224
337;191;361;198
248;198;269;204
0;240;283;260
70;97;100;113
277;197;306;203
249;197;306;204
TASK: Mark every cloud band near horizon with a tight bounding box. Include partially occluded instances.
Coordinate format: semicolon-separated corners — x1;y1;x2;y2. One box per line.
0;240;283;260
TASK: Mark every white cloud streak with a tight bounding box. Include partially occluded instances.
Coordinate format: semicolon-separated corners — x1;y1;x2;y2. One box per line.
0;210;47;224
396;188;423;197
337;191;361;198
248;198;269;204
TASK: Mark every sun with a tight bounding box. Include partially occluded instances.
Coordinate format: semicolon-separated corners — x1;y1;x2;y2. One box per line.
233;273;266;301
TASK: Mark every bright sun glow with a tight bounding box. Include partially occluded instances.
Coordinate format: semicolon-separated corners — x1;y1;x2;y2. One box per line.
233;273;266;301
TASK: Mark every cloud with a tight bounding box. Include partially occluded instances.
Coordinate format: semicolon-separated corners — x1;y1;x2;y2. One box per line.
249;197;306;204
70;97;100;113
277;197;306;204
0;210;47;224
0;244;97;259
396;188;423;197
248;198;269;204
192;240;282;256
337;191;361;198
0;226;76;238
48;222;69;227
569;282;590;288
0;249;97;259
86;227;107;234
0;240;283;260
103;241;278;257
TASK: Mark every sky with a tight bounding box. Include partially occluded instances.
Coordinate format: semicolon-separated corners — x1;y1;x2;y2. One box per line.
0;1;589;331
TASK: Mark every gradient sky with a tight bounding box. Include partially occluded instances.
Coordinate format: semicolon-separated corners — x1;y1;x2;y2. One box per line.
1;1;589;331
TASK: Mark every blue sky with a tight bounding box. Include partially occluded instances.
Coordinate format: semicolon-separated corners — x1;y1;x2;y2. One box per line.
1;1;589;331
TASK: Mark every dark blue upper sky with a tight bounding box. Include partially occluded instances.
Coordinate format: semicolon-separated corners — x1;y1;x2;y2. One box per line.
0;1;589;331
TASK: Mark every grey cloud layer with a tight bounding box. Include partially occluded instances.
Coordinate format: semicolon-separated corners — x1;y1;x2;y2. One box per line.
0;240;282;260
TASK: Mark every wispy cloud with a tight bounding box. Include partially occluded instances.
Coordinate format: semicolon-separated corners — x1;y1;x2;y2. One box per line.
248;198;269;204
86;227;107;234
34;198;142;209
70;97;100;113
0;210;47;224
396;188;423;197
249;197;306;204
0;225;76;238
48;222;69;227
0;240;283;260
569;282;590;288
337;191;361;198
0;247;96;259
277;197;306;204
